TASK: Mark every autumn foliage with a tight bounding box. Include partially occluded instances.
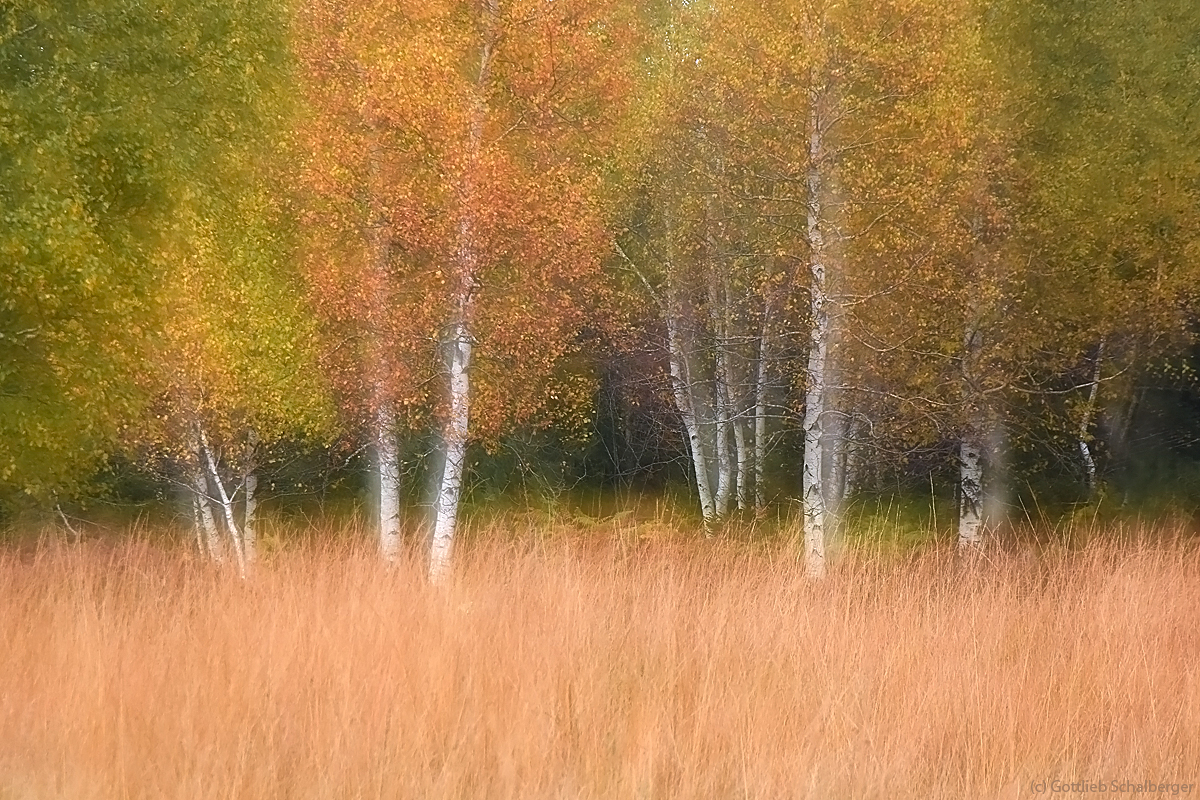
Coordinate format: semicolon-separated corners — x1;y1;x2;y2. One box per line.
293;0;636;440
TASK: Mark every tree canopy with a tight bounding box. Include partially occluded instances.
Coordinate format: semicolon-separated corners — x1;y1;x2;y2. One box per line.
3;0;1199;567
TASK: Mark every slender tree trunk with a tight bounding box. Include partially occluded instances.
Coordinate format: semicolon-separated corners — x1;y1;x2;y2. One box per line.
958;431;985;547
665;294;717;525
958;325;986;550
733;413;749;512
242;428;258;568
188;429;224;565
200;428;247;579
824;345;855;517
801;310;829;578
376;405;402;563
615;240;717;524
802;88;833;579
429;0;496;583
707;192;734;519
801;112;830;575
713;388;733;516
721;278;749;513
430;325;471;583
1078;429;1098;498
191;492;217;561
364;88;405;565
1078;341;1105;498
754;309;771;513
660;206;718;527
712;330;734;517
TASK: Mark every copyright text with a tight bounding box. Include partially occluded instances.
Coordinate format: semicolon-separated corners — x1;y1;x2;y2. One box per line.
1031;780;1195;796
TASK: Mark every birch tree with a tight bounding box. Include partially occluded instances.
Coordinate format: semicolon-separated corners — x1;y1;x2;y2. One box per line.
1;0;330;529
745;0;988;570
118;0;335;568
1004;0;1200;497
617;0;808;528
617;0;998;566
297;0;635;579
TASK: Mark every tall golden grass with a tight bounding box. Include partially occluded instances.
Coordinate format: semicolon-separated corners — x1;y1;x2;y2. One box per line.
2;521;1198;799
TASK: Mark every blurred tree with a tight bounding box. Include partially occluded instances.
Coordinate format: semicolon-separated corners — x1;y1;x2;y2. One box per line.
0;1;334;566
0;1;160;509
295;0;637;578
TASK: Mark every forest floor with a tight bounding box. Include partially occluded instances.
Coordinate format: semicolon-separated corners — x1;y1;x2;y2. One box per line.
1;515;1198;799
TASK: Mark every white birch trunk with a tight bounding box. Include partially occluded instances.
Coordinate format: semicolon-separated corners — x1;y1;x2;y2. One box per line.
707;191;734;519
802;330;829;579
376;405;402;563
242;429;258;568
1078;431;1097;498
660;203;718;526
430;325;471;584
754;314;770;513
718;280;749;513
188;431;224;566
958;183;1000;551
616;239;717;524
242;471;257;567
734;415;749;512
712;343;734;517
364;79;406;566
802;90;831;579
958;432;985;548
427;0;496;584
200;428;247;579
958;323;987;550
1078;342;1104;498
666;304;717;525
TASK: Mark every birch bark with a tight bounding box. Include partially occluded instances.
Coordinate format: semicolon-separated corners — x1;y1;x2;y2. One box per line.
733;407;749;512
200;428;247;579
825;407;847;519
802;86;834;578
189;446;224;566
706;184;736;518
429;0;497;583
958;432;985;547
242;428;258;568
753;330;769;512
665;286;717;525
364;112;403;564
958;326;986;549
430;326;471;583
710;281;734;518
376;405;402;563
614;240;717;524
720;291;750;514
841;421;860;504
1078;341;1105;498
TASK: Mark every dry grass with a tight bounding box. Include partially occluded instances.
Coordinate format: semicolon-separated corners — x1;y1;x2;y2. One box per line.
2;523;1199;799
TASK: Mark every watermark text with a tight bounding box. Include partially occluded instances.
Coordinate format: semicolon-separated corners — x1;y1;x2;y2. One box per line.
1031;780;1195;796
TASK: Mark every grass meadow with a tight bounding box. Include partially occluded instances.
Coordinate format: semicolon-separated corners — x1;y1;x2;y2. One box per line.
2;512;1199;799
